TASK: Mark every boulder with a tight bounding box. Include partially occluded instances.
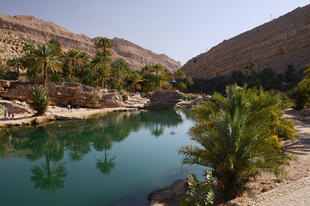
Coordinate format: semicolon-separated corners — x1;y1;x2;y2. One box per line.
146;90;184;110
148;179;187;206
0;100;32;114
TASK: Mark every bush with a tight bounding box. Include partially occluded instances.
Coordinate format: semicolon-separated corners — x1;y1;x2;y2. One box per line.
287;66;310;110
181;171;215;206
29;86;50;115
122;94;128;102
180;85;291;198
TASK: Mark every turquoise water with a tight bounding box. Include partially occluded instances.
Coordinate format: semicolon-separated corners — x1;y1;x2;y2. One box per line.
0;110;202;206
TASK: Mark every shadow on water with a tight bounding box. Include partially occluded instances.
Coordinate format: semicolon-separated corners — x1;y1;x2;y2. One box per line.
0;109;190;196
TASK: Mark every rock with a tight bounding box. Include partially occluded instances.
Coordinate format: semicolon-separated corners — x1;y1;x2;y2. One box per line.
0;99;32;114
181;4;310;78
0;14;180;72
148;179;188;206
146;90;184;110
176;96;203;108
0;81;147;109
31;115;56;125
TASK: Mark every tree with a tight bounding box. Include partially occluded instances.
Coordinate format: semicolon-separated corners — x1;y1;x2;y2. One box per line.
91;54;111;88
110;59;130;90
127;71;143;92
180;85;291;198
95;37;113;57
7;57;23;76
175;71;186;79
62;49;88;78
23;42;62;88
288;65;310;110
29;86;50;116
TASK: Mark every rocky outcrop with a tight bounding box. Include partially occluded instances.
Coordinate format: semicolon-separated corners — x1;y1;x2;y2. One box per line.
0;99;32;114
181;4;310;79
0;14;181;71
0;81;127;108
148;179;187;206
146;90;184;110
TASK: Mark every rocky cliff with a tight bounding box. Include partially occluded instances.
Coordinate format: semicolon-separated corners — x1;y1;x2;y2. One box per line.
0;14;181;71
181;4;310;79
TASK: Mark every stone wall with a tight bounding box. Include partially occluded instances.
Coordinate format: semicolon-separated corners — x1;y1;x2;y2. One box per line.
181;4;310;79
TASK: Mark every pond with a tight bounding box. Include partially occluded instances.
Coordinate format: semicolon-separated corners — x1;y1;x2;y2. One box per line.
0;110;203;206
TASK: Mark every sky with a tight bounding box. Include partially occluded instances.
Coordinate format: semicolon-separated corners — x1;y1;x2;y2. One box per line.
1;0;310;65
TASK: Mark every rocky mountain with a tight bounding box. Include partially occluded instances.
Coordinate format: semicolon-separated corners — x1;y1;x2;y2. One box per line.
181;4;310;79
0;14;181;71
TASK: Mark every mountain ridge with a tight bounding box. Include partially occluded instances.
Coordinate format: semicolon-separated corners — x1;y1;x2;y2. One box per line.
180;4;310;78
0;14;181;71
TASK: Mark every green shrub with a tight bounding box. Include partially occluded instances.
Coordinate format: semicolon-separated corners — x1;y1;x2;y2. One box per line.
122;94;128;102
287;66;310;110
181;171;215;206
180;84;291;198
29;86;50;115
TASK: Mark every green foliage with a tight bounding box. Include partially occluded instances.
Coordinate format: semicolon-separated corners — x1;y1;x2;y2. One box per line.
29;86;50;115
95;37;113;57
17;39;182;93
0;59;6;74
182;171;215;206
180;85;291;198
186;64;304;94
122;94;128;102
287;66;310;110
23;42;62;87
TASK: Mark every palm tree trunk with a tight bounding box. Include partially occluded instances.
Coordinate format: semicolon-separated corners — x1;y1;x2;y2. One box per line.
43;62;48;88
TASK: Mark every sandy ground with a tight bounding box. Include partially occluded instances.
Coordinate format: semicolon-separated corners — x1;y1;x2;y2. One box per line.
229;108;310;206
0;106;137;127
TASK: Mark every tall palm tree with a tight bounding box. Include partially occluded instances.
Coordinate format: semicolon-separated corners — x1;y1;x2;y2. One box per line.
92;55;111;88
128;72;144;92
110;59;130;90
95;37;113;57
63;49;88;78
24;43;62;88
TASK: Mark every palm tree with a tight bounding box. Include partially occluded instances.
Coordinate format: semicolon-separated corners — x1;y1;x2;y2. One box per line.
7;57;23;76
110;59;130;90
62;49;87;78
24;43;62;88
92;55;111;88
128;72;144;92
95;37;113;57
180;85;291;198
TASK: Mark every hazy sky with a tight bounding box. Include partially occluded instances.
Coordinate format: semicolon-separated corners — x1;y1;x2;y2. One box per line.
1;0;310;65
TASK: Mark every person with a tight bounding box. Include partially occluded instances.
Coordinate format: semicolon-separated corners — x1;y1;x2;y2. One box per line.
67;104;71;111
11;113;14;120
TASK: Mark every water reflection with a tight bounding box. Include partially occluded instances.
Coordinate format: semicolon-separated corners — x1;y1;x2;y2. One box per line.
0;110;187;192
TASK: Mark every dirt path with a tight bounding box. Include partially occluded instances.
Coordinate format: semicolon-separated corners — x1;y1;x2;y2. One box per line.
230;109;310;206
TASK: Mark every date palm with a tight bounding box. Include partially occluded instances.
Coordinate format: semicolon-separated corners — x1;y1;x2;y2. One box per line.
63;49;88;78
180;85;291;198
92;55;111;88
110;59;130;90
24;43;62;88
95;37;113;57
128;71;144;92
